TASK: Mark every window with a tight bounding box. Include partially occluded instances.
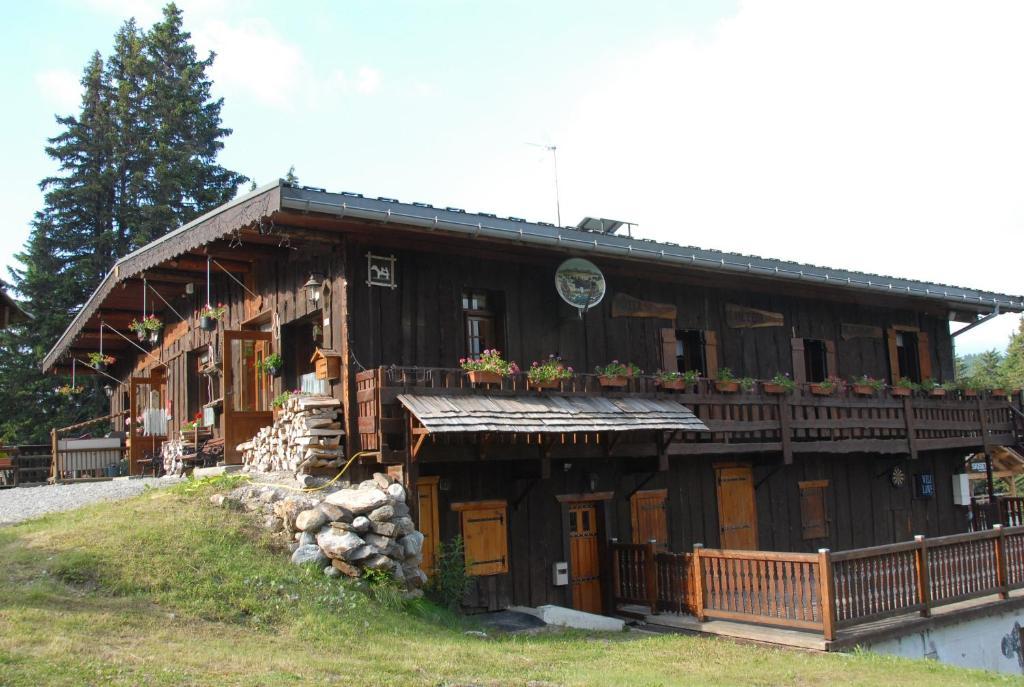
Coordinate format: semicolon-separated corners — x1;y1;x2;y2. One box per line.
887;327;932;384
799;480;829;540
896;331;921;383
791;338;836;384
452;500;509;576
462;290;504;356
675;330;707;375
630;489;668;546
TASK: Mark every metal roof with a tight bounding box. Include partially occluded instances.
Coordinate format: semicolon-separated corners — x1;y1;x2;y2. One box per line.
280;184;1024;313
397;393;710;434
1;289;29;325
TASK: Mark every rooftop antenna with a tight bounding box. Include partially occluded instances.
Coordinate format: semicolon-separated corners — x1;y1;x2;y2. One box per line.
526;142;561;226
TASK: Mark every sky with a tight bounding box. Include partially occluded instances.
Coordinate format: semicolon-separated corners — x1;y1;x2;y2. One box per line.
1;0;1022;355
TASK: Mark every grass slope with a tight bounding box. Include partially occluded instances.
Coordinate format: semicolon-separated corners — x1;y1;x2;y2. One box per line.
0;480;1019;687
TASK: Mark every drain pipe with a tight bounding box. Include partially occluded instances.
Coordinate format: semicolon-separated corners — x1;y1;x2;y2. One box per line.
952;305;1001;338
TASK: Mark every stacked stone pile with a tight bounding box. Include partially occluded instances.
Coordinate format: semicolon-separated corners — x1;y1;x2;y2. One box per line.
214;471;426;590
239;394;345;474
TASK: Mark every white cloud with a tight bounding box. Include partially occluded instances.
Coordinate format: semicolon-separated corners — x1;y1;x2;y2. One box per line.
34;69;82;111
355;67;381;95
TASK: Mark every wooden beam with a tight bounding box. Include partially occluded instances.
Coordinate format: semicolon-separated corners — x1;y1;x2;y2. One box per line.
164;255;250;274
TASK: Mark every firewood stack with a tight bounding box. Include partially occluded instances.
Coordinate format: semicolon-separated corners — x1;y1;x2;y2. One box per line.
238;395;346;474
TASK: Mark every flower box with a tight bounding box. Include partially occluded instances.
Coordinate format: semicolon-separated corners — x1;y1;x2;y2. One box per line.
715;381;740;393
928;388;947;398
991;389;1008;398
963;389;979;398
853;384;877;396
890;387;913;397
658;379;690;391
467;370;503;386
599;375;629;388
809;384;835;396
529;380;561;391
762;383;788;395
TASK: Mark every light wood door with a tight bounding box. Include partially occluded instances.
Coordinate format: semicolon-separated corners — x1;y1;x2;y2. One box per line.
631;489;668;546
569;502;603;614
416;477;440;574
223;330;274;464
128;373;167;475
715;464;758;550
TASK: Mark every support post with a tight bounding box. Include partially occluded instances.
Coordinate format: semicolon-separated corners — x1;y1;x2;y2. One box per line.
645;540;659;613
995;524;1009;600
610;537;620;609
914;534;931;617
817;548;836;641
50;428;58;483
692;543;706;622
903;397;919;461
778;395;793;464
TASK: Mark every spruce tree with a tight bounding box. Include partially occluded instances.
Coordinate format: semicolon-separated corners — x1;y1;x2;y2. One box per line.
1001;318;1024;390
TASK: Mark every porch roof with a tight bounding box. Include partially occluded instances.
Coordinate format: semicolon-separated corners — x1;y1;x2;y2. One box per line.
396;393;709;434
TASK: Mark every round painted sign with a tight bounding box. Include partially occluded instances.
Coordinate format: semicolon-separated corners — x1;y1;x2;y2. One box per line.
555;258;606;314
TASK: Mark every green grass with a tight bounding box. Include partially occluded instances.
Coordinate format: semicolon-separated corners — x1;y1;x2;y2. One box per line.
0;487;1019;687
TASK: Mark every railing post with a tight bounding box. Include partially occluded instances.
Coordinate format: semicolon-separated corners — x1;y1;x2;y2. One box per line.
610;538;621;606
645;540;659;613
817;548;836;641
914;535;931;617
692;543;706;622
50;428;58;483
994;524;1009;599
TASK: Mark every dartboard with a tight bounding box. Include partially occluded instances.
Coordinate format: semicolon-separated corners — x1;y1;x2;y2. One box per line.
891;466;906;488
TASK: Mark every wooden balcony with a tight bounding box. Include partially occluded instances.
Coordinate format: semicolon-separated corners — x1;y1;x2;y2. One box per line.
355;366;1023;464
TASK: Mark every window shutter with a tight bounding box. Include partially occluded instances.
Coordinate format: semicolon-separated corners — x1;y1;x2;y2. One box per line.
660;328;678;373
630;489;669;546
799;480;829;540
703;330;719;379
454;501;509;576
917;331;933;381
791;338;807;384
886;327;901;383
825;339;837;379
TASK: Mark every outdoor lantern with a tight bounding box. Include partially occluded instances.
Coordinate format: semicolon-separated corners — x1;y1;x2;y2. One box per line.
304;273;324;306
103;384;114;398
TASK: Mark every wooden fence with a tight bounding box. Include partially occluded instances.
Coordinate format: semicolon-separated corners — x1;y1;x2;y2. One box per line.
612;525;1024;640
0;445;52;487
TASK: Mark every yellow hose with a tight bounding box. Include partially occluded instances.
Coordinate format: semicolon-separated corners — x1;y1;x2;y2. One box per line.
254;450;374;493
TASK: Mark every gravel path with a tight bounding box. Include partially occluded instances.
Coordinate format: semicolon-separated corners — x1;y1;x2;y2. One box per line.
0;477;184;526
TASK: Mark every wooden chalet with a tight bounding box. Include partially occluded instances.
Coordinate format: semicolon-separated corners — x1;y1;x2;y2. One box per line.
42;181;1024;638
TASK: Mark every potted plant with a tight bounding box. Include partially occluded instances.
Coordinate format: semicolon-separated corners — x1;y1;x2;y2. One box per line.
88;352;115;372
198;303;226;332
527;355;573;390
919;378;946;398
739;377;756;392
957;378;981;398
182;412;202;433
991;387;1009;398
809;377;840;396
762;373;795;395
851;375;884;396
461;349;519;386
257;353;284;377
594;361;640;388
56;384;83;397
130;314;164;344
891;377;918;397
714;367;740;393
657;369;699;391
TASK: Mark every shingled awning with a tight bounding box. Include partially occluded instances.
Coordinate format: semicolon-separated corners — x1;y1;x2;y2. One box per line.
396;393;709;434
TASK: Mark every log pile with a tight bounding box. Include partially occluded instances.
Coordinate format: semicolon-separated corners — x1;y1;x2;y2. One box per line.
238;394;345;474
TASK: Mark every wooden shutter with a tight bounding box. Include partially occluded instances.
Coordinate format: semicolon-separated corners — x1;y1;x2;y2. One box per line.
630;489;668;546
799;480;829;540
453;500;509;576
917;331;933;381
886;328;901;383
825;339;837;379
703;330;719;380
791;338;807;384
416;477;440;574
660;328;678;373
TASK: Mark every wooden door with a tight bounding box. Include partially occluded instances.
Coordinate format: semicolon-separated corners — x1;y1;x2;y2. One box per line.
128;373;167;476
416;477;440;574
715;464;758;550
631;489;668;546
569;502;603;614
223;330;274;464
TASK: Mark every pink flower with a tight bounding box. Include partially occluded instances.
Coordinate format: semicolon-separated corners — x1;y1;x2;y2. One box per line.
567;366;574;372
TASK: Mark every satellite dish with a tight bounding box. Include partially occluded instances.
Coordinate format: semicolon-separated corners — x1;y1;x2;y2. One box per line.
555;258;606;318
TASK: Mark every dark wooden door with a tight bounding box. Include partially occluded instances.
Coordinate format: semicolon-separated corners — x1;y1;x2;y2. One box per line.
715;464;758;550
569;502;603;614
128;373;167;476
223;330;274;464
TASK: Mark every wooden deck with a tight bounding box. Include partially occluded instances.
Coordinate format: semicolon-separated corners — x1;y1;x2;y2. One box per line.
355;366;1022;464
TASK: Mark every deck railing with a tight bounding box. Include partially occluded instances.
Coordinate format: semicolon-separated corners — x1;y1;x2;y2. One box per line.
0;445;51;487
356;366;1020;462
611;525;1024;640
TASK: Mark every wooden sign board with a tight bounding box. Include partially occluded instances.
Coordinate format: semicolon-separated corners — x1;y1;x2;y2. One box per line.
611;293;677;321
310;347;342;381
841;323;883;340
726;303;784;329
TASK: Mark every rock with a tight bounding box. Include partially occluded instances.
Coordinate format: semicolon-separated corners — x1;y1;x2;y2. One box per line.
368;504;395;522
291;544;329;567
358;479;379;490
324;488;389;515
324;564;342;578
210;494;226;506
298;473;318;488
403;589;425;601
399;531;424;558
263;515;283;531
393;516;416;536
392;502;410;518
386;483;406;503
372;472;393;489
316;529;365;559
345;544;379;562
350;516;372;533
298;531;317;547
319;503;352;523
258;489;280;504
288;542;299;553
371;521;399;538
296;508;329;533
274;496;315;532
384;543;406;560
363;554;396;571
364;533;394;549
331;558;361;577
464;630;488;639
330;521;355;532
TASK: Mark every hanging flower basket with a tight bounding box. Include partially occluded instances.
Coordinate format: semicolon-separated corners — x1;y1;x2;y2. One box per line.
88;352;115;372
257;353;284;378
198;303;226;332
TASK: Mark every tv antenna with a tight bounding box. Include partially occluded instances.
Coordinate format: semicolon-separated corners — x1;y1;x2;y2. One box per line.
526;142;561;226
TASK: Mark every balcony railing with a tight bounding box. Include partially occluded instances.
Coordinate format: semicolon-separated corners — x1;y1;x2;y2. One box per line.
355;366;1021;463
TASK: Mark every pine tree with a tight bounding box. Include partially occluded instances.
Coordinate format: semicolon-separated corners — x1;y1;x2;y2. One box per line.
968;349;1006;390
1001;317;1024;390
285;166;299;184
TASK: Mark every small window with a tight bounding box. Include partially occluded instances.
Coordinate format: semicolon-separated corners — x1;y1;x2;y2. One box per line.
799;480;829;540
452;500;509;576
803;339;829;383
462;289;504;357
675;330;707;375
896;331;921;383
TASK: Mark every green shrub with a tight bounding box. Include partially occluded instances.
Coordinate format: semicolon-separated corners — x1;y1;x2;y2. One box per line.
425;536;472;611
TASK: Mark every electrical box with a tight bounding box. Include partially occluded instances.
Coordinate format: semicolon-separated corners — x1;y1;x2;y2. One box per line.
952;473;972;506
552;562;569;586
